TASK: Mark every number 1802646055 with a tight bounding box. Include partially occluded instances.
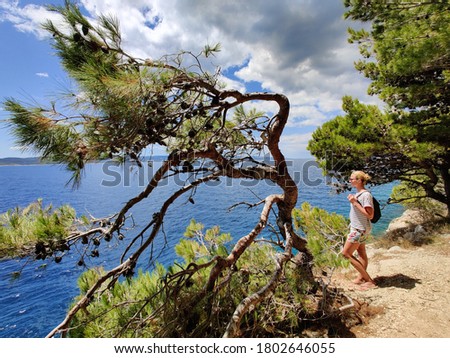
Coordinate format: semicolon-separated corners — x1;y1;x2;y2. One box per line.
256;342;336;354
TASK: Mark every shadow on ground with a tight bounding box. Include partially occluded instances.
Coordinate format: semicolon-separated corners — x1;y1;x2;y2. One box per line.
374;274;421;289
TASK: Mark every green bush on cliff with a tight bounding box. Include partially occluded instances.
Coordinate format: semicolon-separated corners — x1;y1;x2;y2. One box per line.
0;199;76;257
293;202;349;269
67;204;349;338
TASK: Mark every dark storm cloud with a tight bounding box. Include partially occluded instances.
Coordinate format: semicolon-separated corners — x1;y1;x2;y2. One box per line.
170;0;352;72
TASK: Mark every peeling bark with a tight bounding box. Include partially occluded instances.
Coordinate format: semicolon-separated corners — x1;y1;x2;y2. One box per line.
223;223;294;338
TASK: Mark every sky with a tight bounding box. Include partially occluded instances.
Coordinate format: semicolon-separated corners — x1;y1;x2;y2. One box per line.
0;0;379;159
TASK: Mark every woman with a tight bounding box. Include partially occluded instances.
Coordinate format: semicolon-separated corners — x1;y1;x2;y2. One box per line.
342;170;377;290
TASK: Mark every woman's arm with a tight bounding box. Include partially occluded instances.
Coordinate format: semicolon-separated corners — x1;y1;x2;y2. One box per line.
348;194;374;220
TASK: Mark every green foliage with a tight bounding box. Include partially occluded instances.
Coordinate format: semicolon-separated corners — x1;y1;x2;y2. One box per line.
309;3;450;214
346;2;450;112
308;96;394;177
3;1;233;185
3;100;85;184
0;200;76;257
343;2;450;156
176;219;232;261
392;180;447;215
67;219;329;338
43;0;122;82
293;202;349;269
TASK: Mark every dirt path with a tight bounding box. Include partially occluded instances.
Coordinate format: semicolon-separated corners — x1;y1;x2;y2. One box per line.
332;232;450;338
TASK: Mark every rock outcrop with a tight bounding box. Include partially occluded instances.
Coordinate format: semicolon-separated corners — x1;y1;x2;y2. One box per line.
385;209;430;244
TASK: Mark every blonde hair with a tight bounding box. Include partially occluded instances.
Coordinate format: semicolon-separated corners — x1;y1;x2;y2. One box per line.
351;170;371;184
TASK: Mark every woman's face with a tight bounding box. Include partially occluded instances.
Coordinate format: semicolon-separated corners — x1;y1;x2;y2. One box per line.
349;175;361;188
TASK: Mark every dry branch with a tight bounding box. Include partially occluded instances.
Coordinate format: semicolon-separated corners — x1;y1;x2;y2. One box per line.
223;222;294;337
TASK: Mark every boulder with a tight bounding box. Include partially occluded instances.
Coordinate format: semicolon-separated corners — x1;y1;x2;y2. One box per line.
386;209;427;233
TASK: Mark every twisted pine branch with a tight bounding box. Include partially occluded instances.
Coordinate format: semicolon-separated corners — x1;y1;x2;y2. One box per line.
223;222;294;338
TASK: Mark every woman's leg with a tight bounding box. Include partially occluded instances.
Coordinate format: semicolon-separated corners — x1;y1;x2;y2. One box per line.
357;244;368;270
342;240;375;285
353;244;368;284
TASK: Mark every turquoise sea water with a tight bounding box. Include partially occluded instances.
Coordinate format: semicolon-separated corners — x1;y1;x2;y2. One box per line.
0;160;403;337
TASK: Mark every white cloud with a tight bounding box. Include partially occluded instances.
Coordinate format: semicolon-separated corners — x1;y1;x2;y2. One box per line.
287;105;328;128
279;132;314;159
10;145;28;151
1;0;380;158
218;75;246;93
0;1;63;39
36;72;49;77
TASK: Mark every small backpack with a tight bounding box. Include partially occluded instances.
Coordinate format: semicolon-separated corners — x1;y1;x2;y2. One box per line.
371;197;382;223
357;191;382;224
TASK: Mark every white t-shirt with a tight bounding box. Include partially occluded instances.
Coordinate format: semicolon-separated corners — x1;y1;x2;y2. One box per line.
349;190;373;231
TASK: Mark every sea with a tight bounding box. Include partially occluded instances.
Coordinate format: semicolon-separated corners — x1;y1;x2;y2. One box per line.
0;159;404;338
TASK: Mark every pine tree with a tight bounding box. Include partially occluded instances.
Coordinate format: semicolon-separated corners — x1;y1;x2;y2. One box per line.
3;1;315;337
309;1;450;217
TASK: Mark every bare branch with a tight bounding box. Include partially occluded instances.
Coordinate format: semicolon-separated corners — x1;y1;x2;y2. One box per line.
223;222;294;337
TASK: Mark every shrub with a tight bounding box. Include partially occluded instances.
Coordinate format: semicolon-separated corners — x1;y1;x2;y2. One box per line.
68;205;352;338
0;199;76;258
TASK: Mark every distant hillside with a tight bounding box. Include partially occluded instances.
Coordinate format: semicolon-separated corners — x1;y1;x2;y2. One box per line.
0;156;169;166
0;155;300;166
0;157;42;166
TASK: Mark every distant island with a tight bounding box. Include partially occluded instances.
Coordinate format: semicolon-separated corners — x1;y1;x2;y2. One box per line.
0;155;303;166
0;155;171;166
0;157;43;166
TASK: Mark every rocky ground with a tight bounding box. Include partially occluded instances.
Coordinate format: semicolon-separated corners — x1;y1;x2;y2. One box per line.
331;211;450;338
